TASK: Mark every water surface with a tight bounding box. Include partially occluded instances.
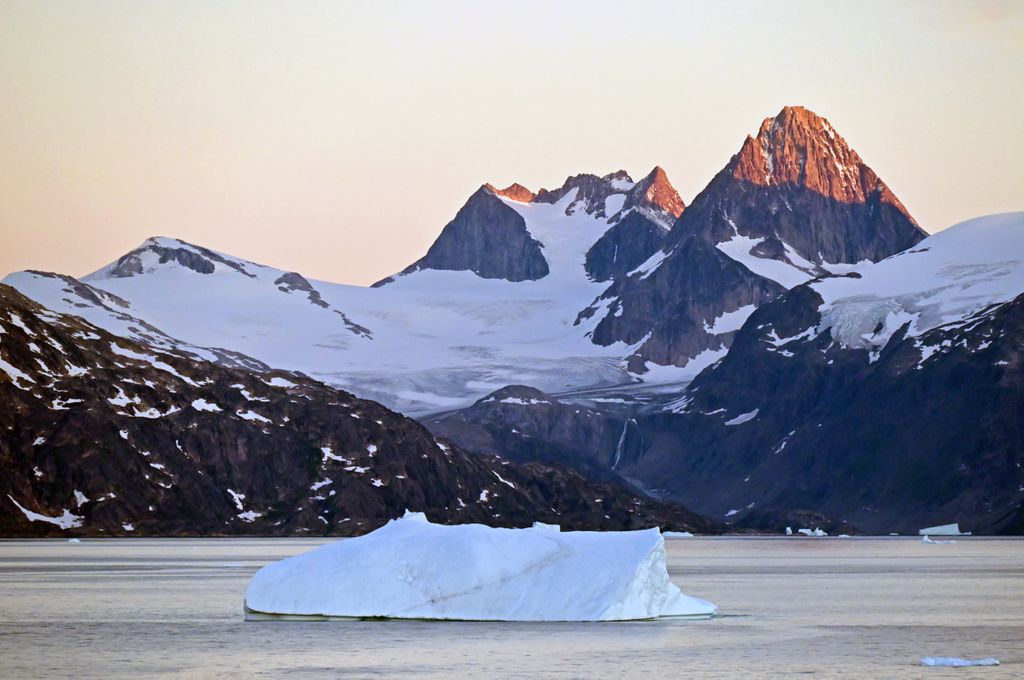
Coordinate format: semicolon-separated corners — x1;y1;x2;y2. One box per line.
1;537;1021;678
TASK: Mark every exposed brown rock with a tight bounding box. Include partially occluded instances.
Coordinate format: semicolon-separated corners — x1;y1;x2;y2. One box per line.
581;106;926;371
630;166;686;220
486;182;536;203
733;105;914;218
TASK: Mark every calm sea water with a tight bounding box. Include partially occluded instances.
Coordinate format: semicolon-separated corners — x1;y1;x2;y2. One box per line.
0;536;1021;678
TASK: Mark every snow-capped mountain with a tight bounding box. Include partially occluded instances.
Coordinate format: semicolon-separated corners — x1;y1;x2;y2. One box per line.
582;106;926;372
6;167;693;415
626;212;1024;533
429;213;1024;534
0;283;714;537
1;107;925;418
377;166;684;286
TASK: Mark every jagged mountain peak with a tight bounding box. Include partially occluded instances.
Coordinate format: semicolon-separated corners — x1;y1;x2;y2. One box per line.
534;170;636;205
86;236;262;281
731;105;911;213
484;182;536;203
621;166;686;228
601;170;635;187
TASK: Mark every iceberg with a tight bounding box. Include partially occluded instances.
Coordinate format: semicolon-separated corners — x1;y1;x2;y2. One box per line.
244;512;716;622
797;527;827;537
662;531;694;538
918;523;970;536
921;657;999;667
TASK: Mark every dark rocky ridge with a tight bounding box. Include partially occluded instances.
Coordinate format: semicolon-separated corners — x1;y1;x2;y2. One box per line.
584;211;668;282
379;167;685;286
580;237;784;371
623;286;1024;535
23;270;270;372
274;271;372;338
374;186;549;285
95;238;258;279
427;385;646;487
581;106;926;371
0;285;715;537
610;166;686;229
533;171;632;219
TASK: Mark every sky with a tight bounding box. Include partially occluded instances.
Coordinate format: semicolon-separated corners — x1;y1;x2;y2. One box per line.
1;1;1022;286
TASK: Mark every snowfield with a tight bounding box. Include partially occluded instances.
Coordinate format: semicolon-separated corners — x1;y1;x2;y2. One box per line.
4;186;699;414
244;512;716;621
812;212;1024;353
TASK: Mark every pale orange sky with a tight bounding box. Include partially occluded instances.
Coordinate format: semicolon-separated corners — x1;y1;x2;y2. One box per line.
1;0;1022;285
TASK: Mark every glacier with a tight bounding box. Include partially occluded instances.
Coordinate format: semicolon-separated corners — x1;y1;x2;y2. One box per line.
244;512;716;622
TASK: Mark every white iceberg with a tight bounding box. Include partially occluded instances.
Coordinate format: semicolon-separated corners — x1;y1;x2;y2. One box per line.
918;523;970;536
798;527;827;537
244;512;716;621
921;657;999;667
662;531;694;538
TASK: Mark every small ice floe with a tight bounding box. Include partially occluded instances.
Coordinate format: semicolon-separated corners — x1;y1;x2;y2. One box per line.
798;527;827;537
922;536;956;545
662;531;694;538
785;526;793;535
918;523;970;536
67;538;81;544
244;511;716;622
921;657;999;667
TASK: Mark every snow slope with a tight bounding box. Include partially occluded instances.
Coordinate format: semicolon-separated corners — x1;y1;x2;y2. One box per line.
244;512;716;621
6;181;699;415
811;212;1024;353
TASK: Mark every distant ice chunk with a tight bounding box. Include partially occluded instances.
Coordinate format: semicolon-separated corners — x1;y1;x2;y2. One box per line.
918;523;970;536
921;657;999;667
798;527;827;537
245;514;716;621
662;531;694;538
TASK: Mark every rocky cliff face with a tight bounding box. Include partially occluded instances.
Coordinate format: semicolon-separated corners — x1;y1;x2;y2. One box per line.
375;186;550;285
581;106;926;371
672;106;925;263
581;237;784;371
378;167;686;289
426;213;1024;535
532;171;633;218
628;287;1024;535
617;213;1024;534
584;211;668;282
531;168;685;228
427;385;645;486
613;166;686;229
0;285;714;537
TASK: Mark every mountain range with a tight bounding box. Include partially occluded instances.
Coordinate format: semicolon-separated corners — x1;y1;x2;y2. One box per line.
3;105;1021;535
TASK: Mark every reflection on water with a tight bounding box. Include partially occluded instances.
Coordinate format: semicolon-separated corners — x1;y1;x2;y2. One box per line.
0;537;1021;678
